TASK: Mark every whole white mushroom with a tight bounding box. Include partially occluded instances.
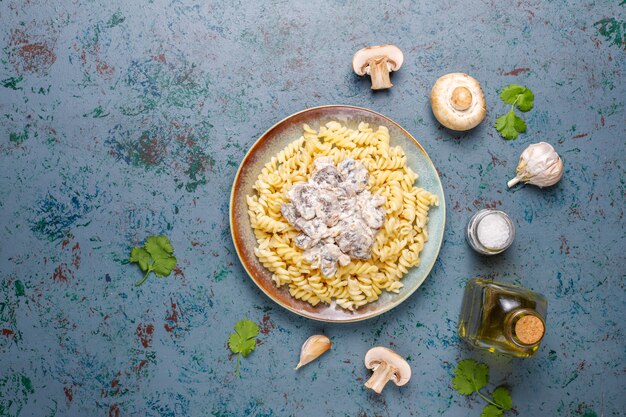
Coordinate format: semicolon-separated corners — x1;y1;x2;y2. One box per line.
430;73;487;131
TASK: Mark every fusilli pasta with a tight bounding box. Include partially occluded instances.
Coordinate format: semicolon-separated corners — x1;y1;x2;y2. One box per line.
246;121;439;310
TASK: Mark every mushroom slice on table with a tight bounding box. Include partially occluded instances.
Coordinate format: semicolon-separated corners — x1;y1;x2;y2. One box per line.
363;346;411;394
353;45;404;90
430;72;486;131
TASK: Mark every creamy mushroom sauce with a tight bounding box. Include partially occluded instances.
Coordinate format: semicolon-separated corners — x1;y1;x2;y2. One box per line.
280;157;386;277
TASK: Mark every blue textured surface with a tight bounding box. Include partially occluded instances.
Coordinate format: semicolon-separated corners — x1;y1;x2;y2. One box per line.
1;1;625;416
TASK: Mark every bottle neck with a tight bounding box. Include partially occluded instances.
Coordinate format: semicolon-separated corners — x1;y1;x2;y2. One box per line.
504;308;545;347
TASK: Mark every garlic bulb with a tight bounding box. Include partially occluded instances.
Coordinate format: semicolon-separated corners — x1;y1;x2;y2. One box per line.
507;142;563;188
295;335;331;370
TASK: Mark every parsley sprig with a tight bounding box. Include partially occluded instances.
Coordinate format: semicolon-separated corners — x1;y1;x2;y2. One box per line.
452;359;513;417
495;84;535;140
130;235;177;286
228;319;259;377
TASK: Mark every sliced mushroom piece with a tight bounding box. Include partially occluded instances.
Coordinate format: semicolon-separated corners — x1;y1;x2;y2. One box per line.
370;193;386;208
319;243;343;277
430;72;486;131
296;218;329;240
338;253;351;267
361;203;385;230
294;233;318;250
288;184;317;220
312;165;343;189
337;158;357;177
336;220;374;259
315;192;341;227
303;245;321;267
280;203;298;225
353;45;404;90
364;347;411;394
339;159;369;193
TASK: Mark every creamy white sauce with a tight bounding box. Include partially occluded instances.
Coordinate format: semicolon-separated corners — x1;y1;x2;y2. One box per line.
281;157;385;277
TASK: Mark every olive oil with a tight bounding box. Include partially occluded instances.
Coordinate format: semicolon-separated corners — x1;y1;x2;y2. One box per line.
458;278;548;357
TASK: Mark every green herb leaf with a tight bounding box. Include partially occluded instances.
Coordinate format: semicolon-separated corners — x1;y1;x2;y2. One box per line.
130;247;151;271
481;404;504;417
500;84;534;112
229;334;257;357
500;84;526;104
496;84;534;140
495;111;518;140
152;256;177;277
495;109;526;140
228;320;259;355
452;359;489;395
516;89;534;112
492;386;513;410
235;319;260;341
228;319;259;376
513;113;527;133
129;235;177;286
144;235;175;259
452;360;514;416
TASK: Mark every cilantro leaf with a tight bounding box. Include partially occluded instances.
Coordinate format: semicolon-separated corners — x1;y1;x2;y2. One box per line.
452;359;489;395
229;334;256;357
495;109;526;140
481;405;504;417
130;247;151;271
500;84;526;104
492;387;513;410
496;84;534;140
130;235;177;286
495;111;518;140
516;89;534;112
228;319;259;377
235;319;260;339
145;235;174;259
452;359;514;416
500;84;534;112
228;322;258;356
152;256;177;277
513;113;527;132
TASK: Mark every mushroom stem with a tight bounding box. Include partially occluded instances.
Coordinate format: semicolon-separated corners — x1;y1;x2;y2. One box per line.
364;362;396;393
507;176;521;188
367;57;392;90
450;86;472;111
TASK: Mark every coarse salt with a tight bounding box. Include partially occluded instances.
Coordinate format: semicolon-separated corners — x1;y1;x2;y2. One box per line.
476;213;510;250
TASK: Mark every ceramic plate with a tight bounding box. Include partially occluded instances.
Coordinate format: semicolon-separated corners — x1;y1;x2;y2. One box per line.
230;105;446;322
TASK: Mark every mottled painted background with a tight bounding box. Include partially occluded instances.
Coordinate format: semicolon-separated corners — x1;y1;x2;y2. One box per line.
0;0;624;416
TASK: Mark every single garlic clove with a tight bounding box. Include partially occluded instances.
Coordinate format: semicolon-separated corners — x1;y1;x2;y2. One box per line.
295;335;331;370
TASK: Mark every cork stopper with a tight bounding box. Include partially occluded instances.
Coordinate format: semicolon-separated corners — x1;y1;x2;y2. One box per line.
515;315;545;345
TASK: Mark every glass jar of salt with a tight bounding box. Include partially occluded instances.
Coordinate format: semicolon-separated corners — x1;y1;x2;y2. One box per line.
466;209;515;255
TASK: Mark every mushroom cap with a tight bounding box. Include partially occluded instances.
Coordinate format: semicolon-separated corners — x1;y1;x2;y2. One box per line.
430;72;486;131
364;346;411;386
353;45;404;76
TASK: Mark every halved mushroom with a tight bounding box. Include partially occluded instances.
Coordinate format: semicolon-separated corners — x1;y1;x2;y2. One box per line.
353;45;404;90
364;346;411;394
430;73;486;131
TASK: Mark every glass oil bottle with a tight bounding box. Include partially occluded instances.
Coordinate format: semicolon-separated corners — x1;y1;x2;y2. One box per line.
458;278;548;357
